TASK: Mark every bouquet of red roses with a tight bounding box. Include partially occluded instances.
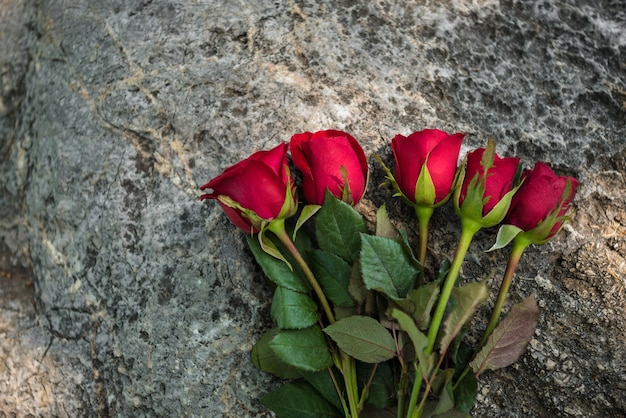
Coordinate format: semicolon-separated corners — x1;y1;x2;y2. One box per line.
200;129;578;418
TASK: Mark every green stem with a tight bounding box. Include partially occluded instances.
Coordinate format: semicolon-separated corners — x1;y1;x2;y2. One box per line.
269;220;359;418
269;220;336;324
396;366;409;418
405;371;423;418
415;206;434;270
479;238;529;347
404;221;479;418
425;220;480;355
415;343;449;417
341;352;360;418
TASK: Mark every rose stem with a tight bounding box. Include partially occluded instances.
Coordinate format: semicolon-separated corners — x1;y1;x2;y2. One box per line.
269;220;360;418
479;238;529;348
425;219;480;354
270;220;336;324
405;220;480;418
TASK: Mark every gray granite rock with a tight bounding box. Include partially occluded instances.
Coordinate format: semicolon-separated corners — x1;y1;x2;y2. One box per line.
1;0;624;416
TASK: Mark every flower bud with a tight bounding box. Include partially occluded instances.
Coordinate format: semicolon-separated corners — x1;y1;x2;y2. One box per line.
391;129;464;208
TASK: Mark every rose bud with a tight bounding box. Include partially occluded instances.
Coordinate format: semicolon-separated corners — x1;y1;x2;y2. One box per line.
290;130;368;205
200;143;297;233
391;129;464;208
504;162;579;243
455;141;520;229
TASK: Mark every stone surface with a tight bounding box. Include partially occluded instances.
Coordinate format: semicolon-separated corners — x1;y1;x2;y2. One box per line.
0;0;625;417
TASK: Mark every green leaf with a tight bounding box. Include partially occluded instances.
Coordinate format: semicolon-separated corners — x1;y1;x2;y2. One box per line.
316;191;367;263
261;381;341;418
487;224;524;252
294;204;321;241
323;316;396;363
449;334;473;372
247;235;310;293
391;309;435;377
439;282;489;354
308;250;354;307
375;205;399;239
396;280;441;330
271;287;319;329
453;371;477;413
251;328;302;379
360;234;419;300
270;326;334;371
301;370;344;411
470;295;540;376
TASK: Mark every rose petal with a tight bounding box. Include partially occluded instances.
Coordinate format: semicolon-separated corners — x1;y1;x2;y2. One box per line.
483;155;520;214
392;133;423;202
426;132;464;202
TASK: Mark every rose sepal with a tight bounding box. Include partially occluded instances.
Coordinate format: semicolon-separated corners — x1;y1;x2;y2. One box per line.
293;204;321;241
487;224;525;252
217;195;266;232
259;222;293;270
277;165;299;220
373;154;416;207
413;157;437;207
479;183;522;228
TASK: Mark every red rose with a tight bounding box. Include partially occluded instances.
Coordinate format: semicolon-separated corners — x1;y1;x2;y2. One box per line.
391;129;464;207
290;130;368;205
200;143;297;232
461;148;520;215
505;162;579;240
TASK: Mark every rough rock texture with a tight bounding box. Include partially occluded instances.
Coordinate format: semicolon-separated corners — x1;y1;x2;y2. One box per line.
1;0;625;416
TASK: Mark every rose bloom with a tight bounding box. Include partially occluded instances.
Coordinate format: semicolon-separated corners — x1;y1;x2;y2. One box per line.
505;162;579;240
290;130;368;205
200;143;297;232
392;129;464;206
459;148;520;216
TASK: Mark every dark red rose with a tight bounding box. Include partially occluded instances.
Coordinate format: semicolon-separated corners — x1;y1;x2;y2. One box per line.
290;130;368;205
505;162;579;240
391;129;464;206
200;143;297;232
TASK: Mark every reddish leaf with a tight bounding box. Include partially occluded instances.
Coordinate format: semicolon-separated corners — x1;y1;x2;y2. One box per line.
470;295;540;376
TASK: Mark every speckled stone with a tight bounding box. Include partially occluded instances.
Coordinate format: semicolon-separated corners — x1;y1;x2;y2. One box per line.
1;0;624;416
